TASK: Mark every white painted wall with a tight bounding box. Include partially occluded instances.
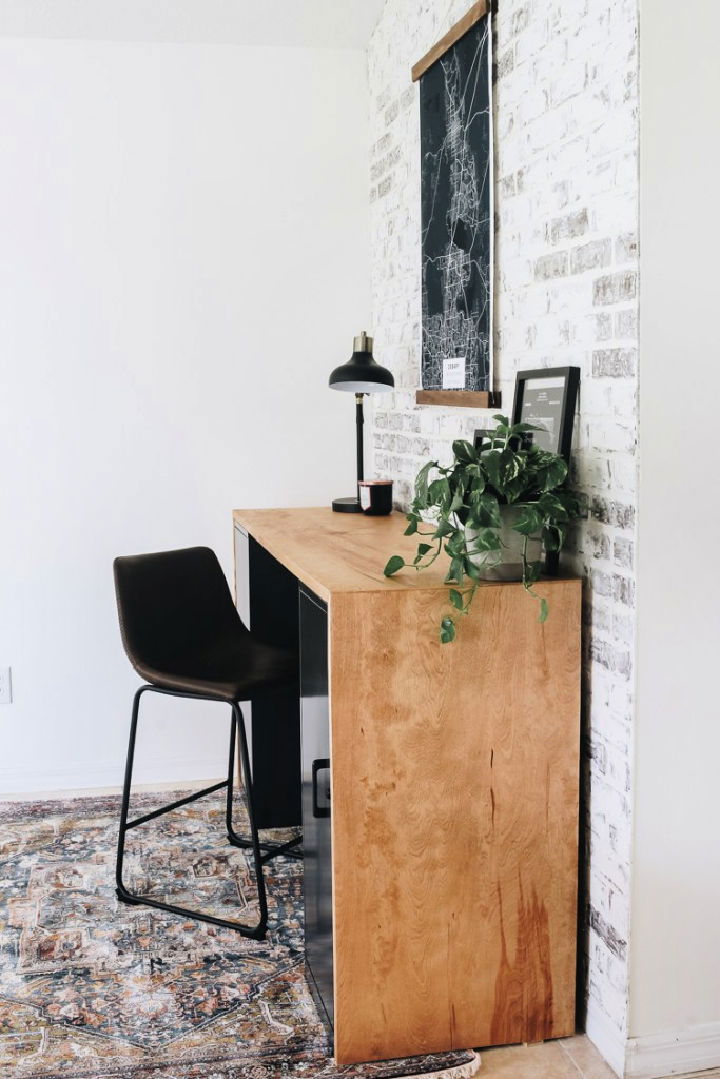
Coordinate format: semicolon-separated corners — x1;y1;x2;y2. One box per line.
0;39;369;793
630;2;720;1074
0;0;387;49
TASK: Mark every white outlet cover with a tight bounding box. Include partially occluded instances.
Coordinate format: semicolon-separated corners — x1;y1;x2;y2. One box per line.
0;667;12;705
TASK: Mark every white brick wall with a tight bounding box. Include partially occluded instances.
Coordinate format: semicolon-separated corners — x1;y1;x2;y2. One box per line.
368;0;639;1057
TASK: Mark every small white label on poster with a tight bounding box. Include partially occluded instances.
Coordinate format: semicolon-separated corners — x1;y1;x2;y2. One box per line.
442;356;466;389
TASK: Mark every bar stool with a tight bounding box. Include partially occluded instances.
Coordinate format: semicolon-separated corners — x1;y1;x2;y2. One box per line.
113;546;301;940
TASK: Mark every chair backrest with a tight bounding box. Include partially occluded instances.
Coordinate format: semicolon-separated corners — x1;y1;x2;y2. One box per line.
113;546;244;676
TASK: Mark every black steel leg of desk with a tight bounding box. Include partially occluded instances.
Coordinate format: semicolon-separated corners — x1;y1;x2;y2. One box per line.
234;525;302;830
246;687;301;829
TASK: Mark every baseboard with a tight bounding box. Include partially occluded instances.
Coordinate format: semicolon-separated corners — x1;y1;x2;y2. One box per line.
0;757;226;797
585;1000;627;1078
625;1021;720;1078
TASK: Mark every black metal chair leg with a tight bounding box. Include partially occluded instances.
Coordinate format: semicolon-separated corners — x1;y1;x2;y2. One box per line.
114;685;268;939
227;708;302;865
230;702;268;932
115;685;146;906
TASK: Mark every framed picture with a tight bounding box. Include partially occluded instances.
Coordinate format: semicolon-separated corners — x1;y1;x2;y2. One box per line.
511;367;580;462
415;2;493;397
473;367;580;459
473;428;497;452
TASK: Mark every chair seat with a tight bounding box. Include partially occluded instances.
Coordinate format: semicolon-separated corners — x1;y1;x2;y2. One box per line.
133;635;298;703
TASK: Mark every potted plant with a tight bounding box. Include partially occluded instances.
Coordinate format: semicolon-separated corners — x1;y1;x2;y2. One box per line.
383;415;584;642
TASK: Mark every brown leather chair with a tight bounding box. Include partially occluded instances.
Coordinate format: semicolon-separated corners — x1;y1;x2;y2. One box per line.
113;546;300;939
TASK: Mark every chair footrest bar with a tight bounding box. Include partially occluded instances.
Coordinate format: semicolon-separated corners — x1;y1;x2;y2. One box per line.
228;832;303;862
126;779;229;830
260;848;302;865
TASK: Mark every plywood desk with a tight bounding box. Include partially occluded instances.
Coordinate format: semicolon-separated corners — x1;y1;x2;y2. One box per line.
232;507;581;1066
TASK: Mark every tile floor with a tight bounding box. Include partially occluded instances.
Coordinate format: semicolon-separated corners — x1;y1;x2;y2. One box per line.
479;1036;720;1078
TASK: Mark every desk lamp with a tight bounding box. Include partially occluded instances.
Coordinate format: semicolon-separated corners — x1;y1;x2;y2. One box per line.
329;332;394;512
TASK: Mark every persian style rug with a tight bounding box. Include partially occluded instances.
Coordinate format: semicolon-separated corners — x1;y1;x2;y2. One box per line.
0;789;480;1079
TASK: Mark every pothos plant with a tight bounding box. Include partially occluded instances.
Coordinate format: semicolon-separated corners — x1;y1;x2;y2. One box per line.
383;415;584;643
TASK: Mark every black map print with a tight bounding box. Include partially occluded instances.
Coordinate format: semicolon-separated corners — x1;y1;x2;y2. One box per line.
420;18;492;391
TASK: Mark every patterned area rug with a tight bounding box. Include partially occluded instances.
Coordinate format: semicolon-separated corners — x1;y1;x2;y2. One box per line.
0;789;480;1078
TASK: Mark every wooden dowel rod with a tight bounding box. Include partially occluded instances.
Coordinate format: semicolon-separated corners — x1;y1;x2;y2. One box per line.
411;1;489;83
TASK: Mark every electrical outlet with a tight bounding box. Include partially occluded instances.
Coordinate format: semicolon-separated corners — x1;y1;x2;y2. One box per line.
0;667;12;705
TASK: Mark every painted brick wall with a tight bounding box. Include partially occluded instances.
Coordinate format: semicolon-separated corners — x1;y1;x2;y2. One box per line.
367;0;639;1063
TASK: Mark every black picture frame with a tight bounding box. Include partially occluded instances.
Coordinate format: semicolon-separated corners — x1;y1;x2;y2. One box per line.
472;428;497;452
511;366;580;463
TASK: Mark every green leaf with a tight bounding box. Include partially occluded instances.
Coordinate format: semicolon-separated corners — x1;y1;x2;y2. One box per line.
433;519;455;538
452;439;476;464
538;492;569;520
470;492;502;528
468;474;486;501
428;477;451;508
449;487;465;514
383;555;405;577
440;617;456;644
483;450;503;488
413;542;433;564
468;528;502;552
403;517;418;536
463;557;486;581
445;531;466;556
512;504;544;536
503;475;530;503
499;447;521;484
540;457;568;491
538;598;549;623
445;556;464;583
510;421;543;434
414;460;435;505
542;524;563;552
448;588;465;611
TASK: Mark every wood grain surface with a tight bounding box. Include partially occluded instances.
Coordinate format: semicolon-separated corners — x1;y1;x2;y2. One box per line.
235;508;582;1065
411;0;489;82
232;507;575;603
329;580;581;1065
415;389;501;409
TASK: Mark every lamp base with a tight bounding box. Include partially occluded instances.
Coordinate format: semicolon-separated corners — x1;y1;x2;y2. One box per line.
332;496;361;513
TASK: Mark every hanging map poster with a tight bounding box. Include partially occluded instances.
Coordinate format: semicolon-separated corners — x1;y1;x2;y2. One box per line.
419;15;493;392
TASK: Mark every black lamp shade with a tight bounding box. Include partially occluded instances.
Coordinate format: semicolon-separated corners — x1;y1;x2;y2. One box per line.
329;332;394;394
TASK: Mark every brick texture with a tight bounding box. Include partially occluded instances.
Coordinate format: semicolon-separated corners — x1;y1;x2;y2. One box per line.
367;0;639;1050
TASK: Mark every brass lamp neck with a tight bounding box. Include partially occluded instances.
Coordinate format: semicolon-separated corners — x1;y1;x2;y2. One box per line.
353;331;373;354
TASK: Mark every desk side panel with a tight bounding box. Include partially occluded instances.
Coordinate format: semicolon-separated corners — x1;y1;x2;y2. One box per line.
233;525;301;828
329;580;581;1066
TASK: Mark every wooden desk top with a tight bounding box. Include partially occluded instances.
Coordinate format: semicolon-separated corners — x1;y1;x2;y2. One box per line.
233;507;577;603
